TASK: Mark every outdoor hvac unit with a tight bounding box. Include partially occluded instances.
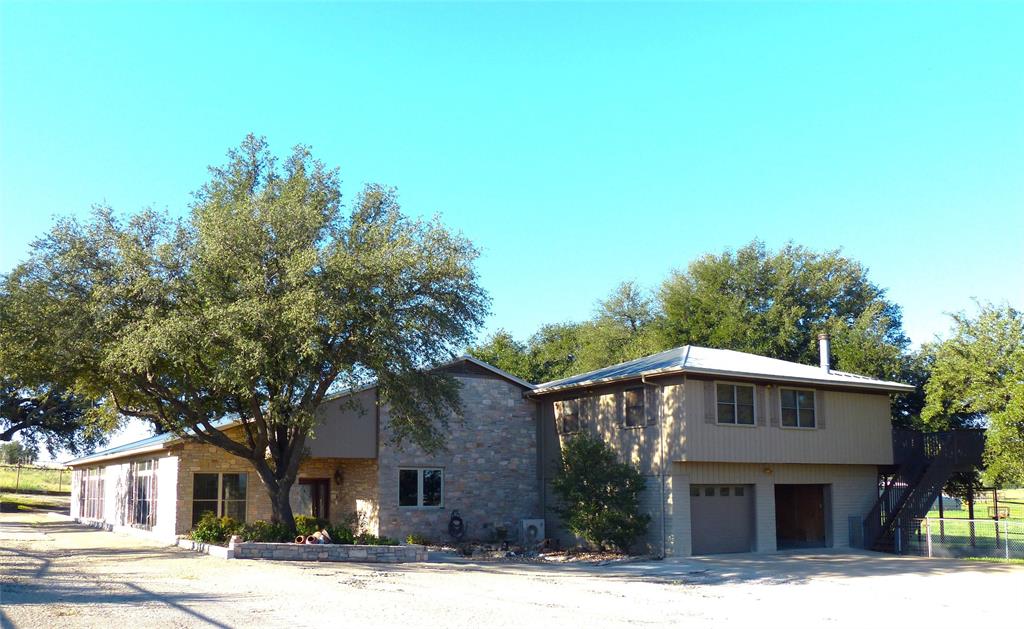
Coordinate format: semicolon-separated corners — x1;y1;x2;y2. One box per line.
521;518;545;545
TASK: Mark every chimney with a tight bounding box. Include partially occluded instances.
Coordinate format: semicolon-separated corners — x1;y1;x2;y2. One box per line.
818;333;831;373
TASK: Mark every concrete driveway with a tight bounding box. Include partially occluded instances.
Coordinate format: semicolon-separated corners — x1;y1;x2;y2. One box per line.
1;511;1021;628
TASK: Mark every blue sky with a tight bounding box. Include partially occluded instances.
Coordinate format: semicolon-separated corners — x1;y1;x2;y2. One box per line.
2;1;1022;430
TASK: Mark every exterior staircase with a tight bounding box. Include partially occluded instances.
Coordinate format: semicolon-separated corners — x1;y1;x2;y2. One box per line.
863;429;985;553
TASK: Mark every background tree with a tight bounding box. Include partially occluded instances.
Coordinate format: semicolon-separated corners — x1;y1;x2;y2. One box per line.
658;240;909;379
923;303;1024;485
0;440;38;465
551;434;650;552
1;135;487;530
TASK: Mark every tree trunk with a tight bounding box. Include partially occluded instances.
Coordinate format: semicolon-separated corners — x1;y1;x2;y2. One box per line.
252;458;299;532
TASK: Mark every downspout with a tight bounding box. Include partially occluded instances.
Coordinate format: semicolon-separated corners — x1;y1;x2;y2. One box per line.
642;373;667;558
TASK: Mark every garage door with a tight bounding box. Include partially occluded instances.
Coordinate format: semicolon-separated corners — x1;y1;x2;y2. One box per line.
690;484;755;555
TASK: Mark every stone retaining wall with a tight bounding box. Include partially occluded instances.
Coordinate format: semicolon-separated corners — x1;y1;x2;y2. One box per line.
233;542;428;562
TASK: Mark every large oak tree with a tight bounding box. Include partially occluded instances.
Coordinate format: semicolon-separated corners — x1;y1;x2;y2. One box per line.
1;135;487;528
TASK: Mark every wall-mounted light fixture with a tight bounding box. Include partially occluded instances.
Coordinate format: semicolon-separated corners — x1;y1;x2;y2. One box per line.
333;468;344;485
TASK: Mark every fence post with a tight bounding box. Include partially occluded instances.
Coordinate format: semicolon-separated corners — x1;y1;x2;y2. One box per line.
925;518;932;558
59;468;64;493
1005;520;1010;562
15;464;21;493
895;521;902;554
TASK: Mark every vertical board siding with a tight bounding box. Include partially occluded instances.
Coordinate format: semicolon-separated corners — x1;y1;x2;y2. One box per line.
678;380;893;464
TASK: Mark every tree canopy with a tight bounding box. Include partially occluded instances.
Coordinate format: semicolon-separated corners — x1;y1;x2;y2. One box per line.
1;135;488;528
473;242;912;403
923;303;1024;485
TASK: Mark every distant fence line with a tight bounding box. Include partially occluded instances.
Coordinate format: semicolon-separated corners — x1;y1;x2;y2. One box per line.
905;518;1024;561
0;463;70;494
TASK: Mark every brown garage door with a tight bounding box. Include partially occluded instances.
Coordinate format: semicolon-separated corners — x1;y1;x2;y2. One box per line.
690;484;754;555
775;484;828;549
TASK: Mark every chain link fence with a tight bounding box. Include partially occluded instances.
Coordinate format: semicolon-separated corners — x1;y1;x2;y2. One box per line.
0;464;70;494
904;517;1024;560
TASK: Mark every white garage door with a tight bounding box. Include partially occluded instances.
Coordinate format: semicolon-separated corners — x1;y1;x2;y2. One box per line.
690;484;755;555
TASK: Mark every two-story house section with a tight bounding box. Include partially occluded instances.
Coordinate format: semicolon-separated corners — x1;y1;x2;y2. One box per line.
531;335;915;556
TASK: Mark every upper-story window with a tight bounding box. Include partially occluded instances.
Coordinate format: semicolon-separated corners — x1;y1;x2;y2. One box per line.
716;383;755;425
780;388;816;428
622;387;646;427
555;399;580;434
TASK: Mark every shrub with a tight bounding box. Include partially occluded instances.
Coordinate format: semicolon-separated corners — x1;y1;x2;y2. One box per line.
189;512;243;545
294;515;329;536
551;434;650;552
327;524;355;544
406;533;430;545
355;532;398;546
240;520;293;543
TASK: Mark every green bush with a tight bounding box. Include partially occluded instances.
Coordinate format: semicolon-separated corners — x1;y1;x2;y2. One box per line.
355;532;398;546
406;533;430;545
189;512;243;545
294;515;329;536
551;434;650;552
327;524;355;544
240;520;293;543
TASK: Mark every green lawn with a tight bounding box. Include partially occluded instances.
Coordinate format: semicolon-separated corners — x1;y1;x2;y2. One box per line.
0;465;71;493
0;492;70;513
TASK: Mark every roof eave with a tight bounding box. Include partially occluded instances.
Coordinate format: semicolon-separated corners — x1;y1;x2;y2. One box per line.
65;442;173;467
530;366;915;396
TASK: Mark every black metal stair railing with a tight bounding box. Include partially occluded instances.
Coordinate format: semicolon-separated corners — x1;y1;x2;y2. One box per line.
863;430;984;553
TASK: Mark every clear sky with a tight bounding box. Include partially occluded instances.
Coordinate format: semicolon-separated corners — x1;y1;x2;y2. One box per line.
2;2;1023;453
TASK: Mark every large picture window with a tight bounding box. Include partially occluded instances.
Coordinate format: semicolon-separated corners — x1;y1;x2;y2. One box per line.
192;473;247;526
717;383;755;425
398;468;443;508
129;460;157;529
780;388;816;428
79;468;104;519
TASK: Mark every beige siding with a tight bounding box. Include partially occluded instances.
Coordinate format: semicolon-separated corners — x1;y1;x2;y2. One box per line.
678;380;893;465
308;388;378;458
669;462;878;556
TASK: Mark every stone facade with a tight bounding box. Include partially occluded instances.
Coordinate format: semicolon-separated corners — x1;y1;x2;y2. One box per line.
231;541;427;562
375;374;540;544
71;364;539;543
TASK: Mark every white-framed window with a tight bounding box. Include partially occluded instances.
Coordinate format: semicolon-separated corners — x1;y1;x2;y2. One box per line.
398;468;443;508
555;399;581;434
192;472;247;526
780;388;816;428
622;387;646;427
79;468;104;519
129;459;158;529
716;382;756;425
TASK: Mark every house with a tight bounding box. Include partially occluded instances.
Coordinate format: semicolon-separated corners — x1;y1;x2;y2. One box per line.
529;334;916;555
67;356;539;543
69;337;931;556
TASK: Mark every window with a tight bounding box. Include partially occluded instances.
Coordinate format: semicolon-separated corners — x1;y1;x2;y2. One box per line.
555;399;580;434
79;468;104;519
192;473;247;526
704;487;714;497
716;383;755;425
735;486;745;497
690;486;700;497
780;388;816;428
622;388;646;427
129;460;157;529
720;487;730;496
399;468;443;508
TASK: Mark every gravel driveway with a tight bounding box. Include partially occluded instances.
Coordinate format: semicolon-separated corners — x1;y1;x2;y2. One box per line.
1;511;1021;628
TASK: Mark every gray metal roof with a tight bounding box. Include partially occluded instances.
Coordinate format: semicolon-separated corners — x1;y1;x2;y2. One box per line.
531;345;915;394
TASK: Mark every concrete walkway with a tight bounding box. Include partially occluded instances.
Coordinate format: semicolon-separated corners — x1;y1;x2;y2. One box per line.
2;511;1022;628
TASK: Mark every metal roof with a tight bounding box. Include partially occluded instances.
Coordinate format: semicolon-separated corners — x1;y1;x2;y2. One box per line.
66;357;529;466
530;345;915;394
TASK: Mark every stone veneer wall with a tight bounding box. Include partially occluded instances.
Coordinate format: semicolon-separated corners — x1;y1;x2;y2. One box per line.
173;433;380;535
375;374;539;543
232;542;427;562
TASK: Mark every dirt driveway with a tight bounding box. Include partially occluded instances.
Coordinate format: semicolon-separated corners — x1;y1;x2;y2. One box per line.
1;512;1021;628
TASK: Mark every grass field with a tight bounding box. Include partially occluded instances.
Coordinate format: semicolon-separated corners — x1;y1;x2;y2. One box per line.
926;488;1024;521
0;464;71;493
0;492;70;513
